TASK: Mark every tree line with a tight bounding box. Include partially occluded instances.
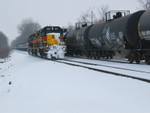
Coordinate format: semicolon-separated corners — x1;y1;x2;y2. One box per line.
11;18;41;48
0;32;10;58
138;0;150;10
1;18;41;59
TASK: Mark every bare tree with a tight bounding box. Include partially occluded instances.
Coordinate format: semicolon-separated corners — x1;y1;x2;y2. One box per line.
78;8;98;25
76;5;109;27
17;18;41;43
138;0;150;10
0;32;10;58
66;23;75;31
11;18;41;48
18;18;41;35
97;4;109;21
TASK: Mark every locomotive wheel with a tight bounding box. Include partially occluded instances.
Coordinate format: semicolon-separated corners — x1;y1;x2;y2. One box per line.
35;50;38;56
28;50;31;54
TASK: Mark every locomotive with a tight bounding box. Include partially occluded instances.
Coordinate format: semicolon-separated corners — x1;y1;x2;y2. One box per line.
28;26;66;59
65;10;150;64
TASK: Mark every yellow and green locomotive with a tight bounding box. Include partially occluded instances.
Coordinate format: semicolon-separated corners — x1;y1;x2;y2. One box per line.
28;26;66;59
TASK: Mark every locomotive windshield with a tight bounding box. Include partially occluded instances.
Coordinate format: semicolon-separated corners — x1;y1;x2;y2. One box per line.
40;26;63;37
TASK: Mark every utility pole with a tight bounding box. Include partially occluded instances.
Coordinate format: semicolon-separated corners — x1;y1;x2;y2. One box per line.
91;11;94;25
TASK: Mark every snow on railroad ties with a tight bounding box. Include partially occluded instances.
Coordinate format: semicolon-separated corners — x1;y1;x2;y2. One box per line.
0;50;150;113
64;57;150;80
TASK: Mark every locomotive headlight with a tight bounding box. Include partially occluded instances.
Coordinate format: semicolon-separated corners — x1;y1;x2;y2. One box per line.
49;46;53;50
53;46;56;50
49;45;57;50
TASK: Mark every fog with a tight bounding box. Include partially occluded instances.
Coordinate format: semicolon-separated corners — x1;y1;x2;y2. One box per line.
0;0;139;42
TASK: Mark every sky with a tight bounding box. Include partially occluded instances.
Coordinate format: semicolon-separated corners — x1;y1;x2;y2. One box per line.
0;0;140;42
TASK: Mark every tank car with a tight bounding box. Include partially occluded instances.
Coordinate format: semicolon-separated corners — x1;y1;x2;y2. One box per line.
88;22;115;59
28;26;66;59
65;10;150;64
66;24;92;56
138;10;150;64
102;10;145;64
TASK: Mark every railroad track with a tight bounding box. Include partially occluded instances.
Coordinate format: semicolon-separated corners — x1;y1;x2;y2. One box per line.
16;51;150;83
25;50;150;84
17;50;145;65
60;59;150;74
54;59;150;84
66;55;147;65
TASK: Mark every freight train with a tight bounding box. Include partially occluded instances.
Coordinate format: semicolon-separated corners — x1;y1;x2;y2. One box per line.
65;10;150;64
28;26;66;59
15;10;150;64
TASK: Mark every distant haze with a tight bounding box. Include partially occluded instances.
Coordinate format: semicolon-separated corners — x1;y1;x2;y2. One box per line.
0;0;139;42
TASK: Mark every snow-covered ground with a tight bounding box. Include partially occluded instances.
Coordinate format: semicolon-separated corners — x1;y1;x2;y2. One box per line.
0;51;150;113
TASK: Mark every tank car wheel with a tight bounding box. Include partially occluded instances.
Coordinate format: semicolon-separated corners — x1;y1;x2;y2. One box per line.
135;59;140;64
128;57;134;64
97;55;100;60
94;55;97;59
89;52;92;59
145;58;150;65
135;53;140;64
128;53;135;64
106;56;109;59
110;55;113;59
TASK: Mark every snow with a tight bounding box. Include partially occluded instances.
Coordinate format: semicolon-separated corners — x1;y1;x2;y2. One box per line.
0;51;150;113
62;57;150;80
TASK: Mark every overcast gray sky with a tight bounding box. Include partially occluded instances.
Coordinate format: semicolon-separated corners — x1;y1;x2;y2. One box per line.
0;0;140;42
